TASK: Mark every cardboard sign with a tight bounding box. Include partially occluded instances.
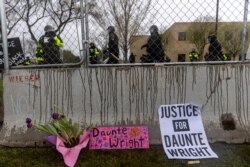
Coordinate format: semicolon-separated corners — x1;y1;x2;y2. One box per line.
0;37;25;68
89;126;149;150
158;103;218;159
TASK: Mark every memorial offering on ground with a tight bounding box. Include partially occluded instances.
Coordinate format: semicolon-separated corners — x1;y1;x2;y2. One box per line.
89;126;149;150
158;103;218;159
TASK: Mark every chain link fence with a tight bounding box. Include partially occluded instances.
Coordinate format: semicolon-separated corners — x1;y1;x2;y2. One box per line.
87;0;249;64
2;0;249;66
4;0;83;67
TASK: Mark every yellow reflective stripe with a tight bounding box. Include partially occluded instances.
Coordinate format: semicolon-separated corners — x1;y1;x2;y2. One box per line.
35;49;43;54
224;54;228;60
37;43;43;49
194;54;198;58
37;57;44;62
188;54;192;58
54;36;64;47
94;49;100;57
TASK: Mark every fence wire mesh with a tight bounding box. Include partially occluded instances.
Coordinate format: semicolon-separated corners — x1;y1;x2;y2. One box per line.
4;0;83;66
87;0;249;64
2;0;249;66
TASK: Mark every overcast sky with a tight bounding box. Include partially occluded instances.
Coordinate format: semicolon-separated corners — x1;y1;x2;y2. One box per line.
5;0;249;58
150;0;246;29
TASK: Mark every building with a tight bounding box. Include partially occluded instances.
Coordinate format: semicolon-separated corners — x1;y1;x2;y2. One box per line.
130;35;148;63
130;22;248;62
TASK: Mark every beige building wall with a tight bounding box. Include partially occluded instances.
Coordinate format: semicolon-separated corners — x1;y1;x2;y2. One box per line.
163;22;196;62
130;35;148;63
130;23;196;62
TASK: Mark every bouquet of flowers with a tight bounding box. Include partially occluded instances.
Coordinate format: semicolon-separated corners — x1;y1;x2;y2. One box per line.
25;112;90;167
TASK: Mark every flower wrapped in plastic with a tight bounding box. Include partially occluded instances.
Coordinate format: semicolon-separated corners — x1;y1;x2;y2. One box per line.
25;112;90;167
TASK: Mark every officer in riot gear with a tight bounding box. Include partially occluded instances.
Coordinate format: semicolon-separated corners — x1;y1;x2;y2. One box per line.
141;25;165;63
89;42;101;64
206;34;224;61
35;25;64;64
106;26;119;64
188;48;199;62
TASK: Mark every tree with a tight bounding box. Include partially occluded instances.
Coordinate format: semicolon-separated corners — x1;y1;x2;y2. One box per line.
63;50;80;63
218;23;249;60
89;0;152;62
5;0;80;43
186;16;216;58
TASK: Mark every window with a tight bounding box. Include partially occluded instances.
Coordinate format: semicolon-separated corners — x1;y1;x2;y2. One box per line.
178;32;186;41
178;54;186;62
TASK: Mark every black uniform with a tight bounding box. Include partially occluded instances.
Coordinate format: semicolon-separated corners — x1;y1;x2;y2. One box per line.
141;25;164;63
206;35;224;61
107;26;119;64
129;53;136;63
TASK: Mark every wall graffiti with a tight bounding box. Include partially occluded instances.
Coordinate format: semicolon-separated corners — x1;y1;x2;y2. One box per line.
1;65;250;146
8;73;40;83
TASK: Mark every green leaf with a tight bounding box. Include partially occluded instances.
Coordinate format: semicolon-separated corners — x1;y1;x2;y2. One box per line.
46;124;59;135
35;125;51;134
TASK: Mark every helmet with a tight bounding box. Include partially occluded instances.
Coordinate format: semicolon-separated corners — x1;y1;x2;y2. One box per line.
149;25;158;34
44;25;55;32
89;42;95;47
208;34;217;43
107;26;115;33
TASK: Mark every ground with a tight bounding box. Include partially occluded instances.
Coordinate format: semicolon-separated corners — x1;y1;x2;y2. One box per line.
0;143;250;167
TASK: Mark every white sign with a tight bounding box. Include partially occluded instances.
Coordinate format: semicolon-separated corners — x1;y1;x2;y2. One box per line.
158;103;218;159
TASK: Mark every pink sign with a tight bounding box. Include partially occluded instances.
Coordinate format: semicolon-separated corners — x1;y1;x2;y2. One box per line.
89;126;149;150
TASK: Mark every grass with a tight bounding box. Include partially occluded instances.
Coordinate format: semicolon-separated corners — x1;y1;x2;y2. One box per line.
0;143;250;167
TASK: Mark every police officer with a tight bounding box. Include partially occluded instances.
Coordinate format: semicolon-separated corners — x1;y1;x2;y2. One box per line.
129;52;136;63
188;48;199;62
207;34;224;61
106;26;119;64
35;25;63;64
89;42;101;64
141;25;164;63
23;57;32;65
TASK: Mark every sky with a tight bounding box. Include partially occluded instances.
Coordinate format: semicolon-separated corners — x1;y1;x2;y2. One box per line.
150;0;246;29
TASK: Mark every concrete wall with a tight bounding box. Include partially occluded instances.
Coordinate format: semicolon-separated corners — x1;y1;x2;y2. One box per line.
0;64;250;146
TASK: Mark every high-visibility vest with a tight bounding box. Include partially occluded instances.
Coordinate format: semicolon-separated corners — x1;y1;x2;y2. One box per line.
189;52;199;61
53;36;64;48
93;48;100;58
37;57;44;63
24;60;31;65
223;54;229;61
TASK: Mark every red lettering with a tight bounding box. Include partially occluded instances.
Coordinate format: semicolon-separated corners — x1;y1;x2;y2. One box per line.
35;74;40;80
19;76;23;82
29;75;34;81
25;75;29;81
8;74;40;83
9;76;15;82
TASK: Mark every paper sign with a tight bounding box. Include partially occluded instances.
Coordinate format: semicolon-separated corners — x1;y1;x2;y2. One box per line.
0;37;25;68
89;126;149;150
158;103;218;159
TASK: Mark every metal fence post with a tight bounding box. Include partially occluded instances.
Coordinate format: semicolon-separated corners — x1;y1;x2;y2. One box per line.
241;0;249;61
0;0;9;70
85;0;90;66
